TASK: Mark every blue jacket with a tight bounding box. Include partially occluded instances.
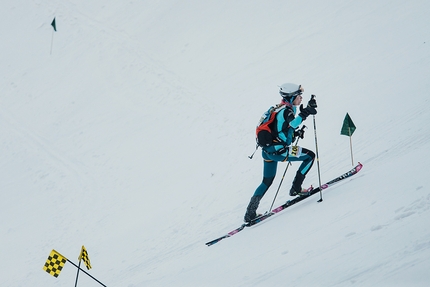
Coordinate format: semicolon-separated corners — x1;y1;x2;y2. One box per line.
263;105;303;155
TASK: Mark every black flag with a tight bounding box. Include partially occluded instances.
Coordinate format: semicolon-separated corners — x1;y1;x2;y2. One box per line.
51;18;57;31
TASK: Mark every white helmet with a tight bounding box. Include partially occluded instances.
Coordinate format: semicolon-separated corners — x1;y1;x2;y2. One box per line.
279;83;303;100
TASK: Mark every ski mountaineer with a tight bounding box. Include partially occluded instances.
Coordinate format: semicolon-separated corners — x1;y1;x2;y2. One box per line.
244;83;318;223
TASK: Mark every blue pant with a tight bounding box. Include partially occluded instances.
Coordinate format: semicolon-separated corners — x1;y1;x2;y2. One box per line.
253;146;315;197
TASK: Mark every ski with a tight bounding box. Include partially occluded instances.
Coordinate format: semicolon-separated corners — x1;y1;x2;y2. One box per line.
204;224;246;246
205;162;363;246
248;162;363;226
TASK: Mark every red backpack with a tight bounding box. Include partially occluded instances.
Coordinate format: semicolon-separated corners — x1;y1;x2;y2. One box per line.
256;103;286;147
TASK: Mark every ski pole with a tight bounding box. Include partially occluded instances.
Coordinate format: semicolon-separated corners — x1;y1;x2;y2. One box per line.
311;95;323;202
268;125;306;211
268;160;291;212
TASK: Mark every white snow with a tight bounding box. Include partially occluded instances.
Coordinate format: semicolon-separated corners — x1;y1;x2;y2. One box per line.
1;0;430;286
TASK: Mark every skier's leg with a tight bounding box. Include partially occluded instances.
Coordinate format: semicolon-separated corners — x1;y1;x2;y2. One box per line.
244;159;278;222
288;147;315;195
253;159;278;197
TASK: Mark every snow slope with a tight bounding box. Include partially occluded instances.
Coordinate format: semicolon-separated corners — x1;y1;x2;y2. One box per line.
1;0;430;286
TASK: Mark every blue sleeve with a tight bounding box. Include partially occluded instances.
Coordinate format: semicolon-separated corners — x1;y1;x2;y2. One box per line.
276;107;302;143
288;106;302;128
289;115;303;129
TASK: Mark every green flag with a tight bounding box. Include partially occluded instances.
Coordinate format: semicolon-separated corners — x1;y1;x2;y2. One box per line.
51;18;56;31
341;113;356;136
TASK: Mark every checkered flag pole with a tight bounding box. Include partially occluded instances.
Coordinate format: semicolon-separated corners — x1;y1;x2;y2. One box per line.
43;250;67;278
67;258;107;287
75;245;93;287
43;249;107;287
74;259;82;287
78;245;92;270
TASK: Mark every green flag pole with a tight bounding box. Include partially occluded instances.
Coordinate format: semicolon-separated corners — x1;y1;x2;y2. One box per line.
341;113;356;166
349;127;354;166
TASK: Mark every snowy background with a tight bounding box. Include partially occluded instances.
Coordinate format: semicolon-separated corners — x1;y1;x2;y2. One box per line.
1;0;430;286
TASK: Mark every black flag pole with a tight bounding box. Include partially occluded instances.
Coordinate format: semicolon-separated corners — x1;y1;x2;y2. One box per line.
66;259;107;287
50;17;56;55
74;259;82;287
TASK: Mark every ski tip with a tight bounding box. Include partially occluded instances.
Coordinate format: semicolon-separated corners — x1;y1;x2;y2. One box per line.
205;240;217;246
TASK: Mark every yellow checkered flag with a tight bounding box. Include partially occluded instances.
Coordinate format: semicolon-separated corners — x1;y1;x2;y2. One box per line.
43;249;67;278
78;245;92;270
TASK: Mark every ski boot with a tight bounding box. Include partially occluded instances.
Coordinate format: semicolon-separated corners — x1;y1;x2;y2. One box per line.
244;195;262;222
289;171;309;196
289;187;312;196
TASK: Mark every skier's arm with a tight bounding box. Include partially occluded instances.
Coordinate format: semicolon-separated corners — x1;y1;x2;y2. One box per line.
289;116;302;129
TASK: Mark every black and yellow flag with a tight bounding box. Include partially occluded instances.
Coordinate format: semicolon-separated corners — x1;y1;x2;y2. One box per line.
43;249;67;278
51;18;57;31
78;245;92;270
341;113;356;136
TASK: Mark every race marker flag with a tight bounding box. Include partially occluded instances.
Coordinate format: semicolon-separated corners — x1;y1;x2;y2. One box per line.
43;249;67;278
50;17;57;55
78;245;92;270
51;18;57;31
340;113;357;165
43;248;107;286
340;113;356;136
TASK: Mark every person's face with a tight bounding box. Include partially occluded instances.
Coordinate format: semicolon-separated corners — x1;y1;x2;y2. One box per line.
292;95;303;106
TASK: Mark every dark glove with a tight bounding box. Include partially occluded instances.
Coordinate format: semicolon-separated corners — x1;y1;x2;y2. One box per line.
299;104;317;120
308;95;317;108
294;127;305;139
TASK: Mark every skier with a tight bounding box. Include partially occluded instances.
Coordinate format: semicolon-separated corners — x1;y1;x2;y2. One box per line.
244;83;317;222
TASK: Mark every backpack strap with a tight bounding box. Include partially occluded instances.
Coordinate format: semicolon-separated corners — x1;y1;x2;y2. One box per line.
274;104;294;144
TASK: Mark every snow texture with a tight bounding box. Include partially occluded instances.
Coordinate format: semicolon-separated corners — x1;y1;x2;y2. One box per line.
1;0;430;286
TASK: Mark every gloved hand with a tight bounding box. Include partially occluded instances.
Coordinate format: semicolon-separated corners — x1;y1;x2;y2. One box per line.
308;95;317;108
294;127;305;139
299;104;317;120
